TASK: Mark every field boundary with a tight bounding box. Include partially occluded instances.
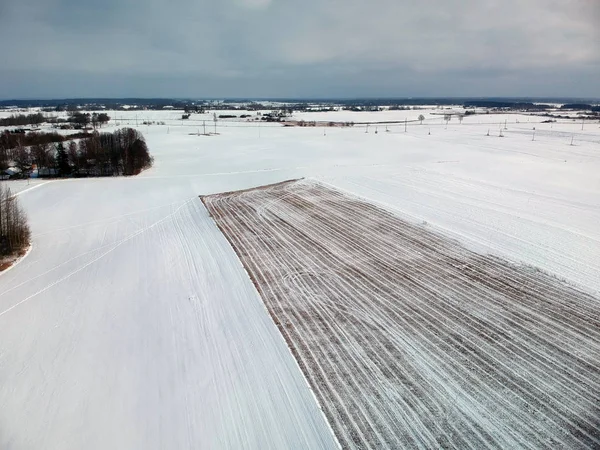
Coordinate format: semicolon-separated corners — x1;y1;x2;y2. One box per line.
203;179;600;449
198;195;342;449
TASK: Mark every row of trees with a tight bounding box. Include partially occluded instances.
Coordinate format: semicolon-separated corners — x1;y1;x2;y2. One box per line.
0;183;30;257
0;112;110;129
0;131;90;171
1;130;90;150
68;112;110;128
2;128;153;177
0;113;46;127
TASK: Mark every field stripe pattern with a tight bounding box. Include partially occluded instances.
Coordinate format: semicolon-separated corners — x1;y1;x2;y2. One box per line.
203;179;600;449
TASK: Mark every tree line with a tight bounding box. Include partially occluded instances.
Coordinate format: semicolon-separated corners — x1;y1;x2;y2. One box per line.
1;131;90;171
67;112;110;128
0;183;30;258
2;128;153;177
1;130;90;150
0;113;46;127
0;111;110;128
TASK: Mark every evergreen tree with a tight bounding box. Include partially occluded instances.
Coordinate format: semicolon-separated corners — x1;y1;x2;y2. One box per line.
55;142;71;177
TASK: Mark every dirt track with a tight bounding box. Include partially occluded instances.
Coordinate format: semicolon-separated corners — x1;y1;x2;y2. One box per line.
202;179;600;449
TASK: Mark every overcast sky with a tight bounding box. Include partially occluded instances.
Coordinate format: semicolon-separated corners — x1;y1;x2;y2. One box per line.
0;0;598;99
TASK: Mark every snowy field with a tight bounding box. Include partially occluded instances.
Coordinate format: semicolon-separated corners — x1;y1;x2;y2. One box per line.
204;179;600;449
0;108;599;449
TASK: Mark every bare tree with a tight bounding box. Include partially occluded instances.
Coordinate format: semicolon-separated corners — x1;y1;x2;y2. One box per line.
13;140;31;177
0;142;8;172
67;141;80;175
31;141;53;172
418;114;425;125
97;113;110;127
0;183;31;257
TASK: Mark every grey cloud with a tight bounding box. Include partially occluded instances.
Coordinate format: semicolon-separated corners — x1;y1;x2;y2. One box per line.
0;0;598;98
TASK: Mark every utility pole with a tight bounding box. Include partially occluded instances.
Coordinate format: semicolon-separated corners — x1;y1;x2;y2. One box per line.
404;118;407;132
203;121;206;135
532;130;535;141
582;118;584;130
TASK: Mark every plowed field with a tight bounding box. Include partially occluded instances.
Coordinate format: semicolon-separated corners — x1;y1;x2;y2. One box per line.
203;179;600;449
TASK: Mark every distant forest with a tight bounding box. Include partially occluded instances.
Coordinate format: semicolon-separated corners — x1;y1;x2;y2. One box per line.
1;97;598;112
1;128;153;177
464;100;600;111
0;111;110;128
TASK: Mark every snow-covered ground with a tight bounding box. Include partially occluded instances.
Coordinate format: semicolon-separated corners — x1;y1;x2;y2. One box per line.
0;108;599;449
1;179;52;195
203;179;600;449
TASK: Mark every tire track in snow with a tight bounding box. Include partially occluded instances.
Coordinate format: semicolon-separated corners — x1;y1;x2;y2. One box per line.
0;200;193;319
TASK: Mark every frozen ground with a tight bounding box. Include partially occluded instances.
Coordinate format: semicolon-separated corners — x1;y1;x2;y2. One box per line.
0;182;338;450
0;109;599;449
204;179;600;449
1;179;52;195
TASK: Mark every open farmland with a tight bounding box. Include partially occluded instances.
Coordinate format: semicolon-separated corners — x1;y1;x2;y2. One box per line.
1;107;599;449
203;179;600;449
